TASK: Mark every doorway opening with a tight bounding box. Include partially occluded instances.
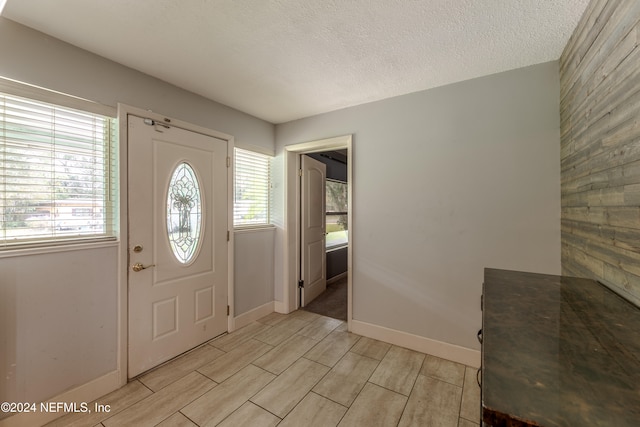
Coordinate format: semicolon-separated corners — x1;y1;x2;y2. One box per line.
283;135;353;329
301;150;348;321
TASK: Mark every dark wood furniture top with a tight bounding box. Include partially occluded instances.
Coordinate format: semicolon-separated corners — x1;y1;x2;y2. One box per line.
482;268;640;427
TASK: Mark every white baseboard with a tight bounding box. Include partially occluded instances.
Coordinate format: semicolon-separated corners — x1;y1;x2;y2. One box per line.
0;370;122;427
327;271;348;285
233;301;274;330
351;320;480;368
274;300;288;314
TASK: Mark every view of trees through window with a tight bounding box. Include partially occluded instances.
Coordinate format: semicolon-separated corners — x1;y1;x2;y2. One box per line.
326;179;348;248
0;93;116;246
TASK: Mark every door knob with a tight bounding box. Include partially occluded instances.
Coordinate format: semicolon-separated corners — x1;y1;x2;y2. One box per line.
132;262;155;272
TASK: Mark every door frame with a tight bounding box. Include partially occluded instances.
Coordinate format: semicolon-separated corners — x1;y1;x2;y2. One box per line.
283;135;353;330
117;104;235;383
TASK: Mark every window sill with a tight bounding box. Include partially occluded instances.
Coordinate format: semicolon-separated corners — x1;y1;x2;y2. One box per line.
233;225;276;234
0;238;119;259
326;244;348;253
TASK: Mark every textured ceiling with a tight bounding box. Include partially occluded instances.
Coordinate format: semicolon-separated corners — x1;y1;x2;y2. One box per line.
3;0;589;124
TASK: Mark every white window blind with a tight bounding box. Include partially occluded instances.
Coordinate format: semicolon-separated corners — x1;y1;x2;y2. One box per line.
0;92;118;248
234;147;270;227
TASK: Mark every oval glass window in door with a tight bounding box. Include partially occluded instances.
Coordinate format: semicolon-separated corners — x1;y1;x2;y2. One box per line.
166;162;203;263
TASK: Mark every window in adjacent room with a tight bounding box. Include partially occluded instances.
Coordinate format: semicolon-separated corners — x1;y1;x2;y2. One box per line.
326;179;348;249
0;91;118;248
233;147;271;227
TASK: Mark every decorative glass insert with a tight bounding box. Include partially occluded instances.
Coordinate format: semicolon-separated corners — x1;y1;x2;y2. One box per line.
166;162;202;263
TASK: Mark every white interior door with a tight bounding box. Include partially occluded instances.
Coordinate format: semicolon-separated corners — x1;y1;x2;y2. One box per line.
128;115;228;378
301;155;326;306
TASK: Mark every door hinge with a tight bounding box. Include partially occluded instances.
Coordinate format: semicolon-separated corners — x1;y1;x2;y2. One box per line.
227;230;230;242
298;169;303;177
226;157;231;168
227;305;230;316
298;280;304;288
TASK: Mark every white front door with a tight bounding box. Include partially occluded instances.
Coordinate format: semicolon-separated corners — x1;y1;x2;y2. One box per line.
301;155;326;306
128;115;228;378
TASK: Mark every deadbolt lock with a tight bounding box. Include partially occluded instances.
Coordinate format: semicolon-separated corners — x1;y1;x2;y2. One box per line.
133;245;143;253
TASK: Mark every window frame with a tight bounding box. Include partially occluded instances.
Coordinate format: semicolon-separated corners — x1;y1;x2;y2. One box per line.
0;77;118;251
325;178;348;250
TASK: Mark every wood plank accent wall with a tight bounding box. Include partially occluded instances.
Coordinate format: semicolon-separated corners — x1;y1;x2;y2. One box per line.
560;0;640;306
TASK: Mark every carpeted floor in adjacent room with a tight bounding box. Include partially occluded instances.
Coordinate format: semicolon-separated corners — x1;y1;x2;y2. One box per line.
302;275;347;321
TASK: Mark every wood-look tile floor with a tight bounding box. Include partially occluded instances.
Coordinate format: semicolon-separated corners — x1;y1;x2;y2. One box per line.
46;311;481;427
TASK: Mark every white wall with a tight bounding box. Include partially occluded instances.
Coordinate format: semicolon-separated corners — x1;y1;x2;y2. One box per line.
0;245;118;405
0;17;275;411
274;61;561;351
234;228;275;315
270;153;286;303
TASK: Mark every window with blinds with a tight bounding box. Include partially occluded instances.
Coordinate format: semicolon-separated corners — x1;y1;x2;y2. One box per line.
0;92;118;248
234;147;271;227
